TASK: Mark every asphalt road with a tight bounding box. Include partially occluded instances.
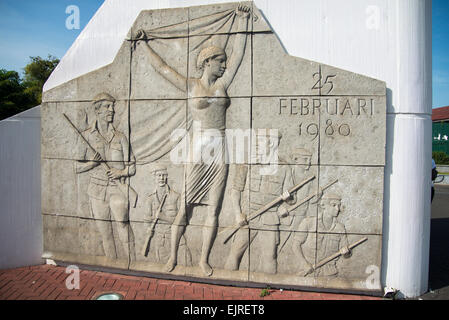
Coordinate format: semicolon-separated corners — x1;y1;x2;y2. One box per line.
419;184;449;300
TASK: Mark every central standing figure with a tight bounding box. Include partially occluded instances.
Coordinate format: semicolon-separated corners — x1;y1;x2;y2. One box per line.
135;4;250;276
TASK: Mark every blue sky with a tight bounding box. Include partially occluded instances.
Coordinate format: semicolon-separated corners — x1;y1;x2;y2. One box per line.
0;0;104;73
0;0;448;108
433;0;449;108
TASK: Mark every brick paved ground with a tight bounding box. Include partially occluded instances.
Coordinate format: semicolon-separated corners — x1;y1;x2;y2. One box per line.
0;265;380;300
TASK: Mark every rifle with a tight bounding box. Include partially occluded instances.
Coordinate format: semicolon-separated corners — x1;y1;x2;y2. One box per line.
220;175;316;244
303;237;368;276
278;179;339;254
142;193;167;257
63;113;138;207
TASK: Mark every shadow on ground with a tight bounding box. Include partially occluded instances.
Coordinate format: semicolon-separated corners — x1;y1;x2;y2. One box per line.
428;217;449;291
420;185;449;300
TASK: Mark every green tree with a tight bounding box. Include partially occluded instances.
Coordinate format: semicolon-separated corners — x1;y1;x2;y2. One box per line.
0;55;59;120
433;151;449;165
0;69;35;120
23;55;60;104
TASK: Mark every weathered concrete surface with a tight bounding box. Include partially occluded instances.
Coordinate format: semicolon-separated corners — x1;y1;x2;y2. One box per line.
41;2;385;294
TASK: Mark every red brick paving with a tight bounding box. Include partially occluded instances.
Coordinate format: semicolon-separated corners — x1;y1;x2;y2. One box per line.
0;264;380;300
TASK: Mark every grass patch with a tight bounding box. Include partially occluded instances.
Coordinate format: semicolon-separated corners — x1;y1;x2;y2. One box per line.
260;286;271;297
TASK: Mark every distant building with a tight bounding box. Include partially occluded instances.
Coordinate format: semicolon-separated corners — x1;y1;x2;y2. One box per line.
432;106;449;156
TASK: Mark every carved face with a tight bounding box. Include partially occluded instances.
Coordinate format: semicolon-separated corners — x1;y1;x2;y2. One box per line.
321;199;341;217
292;154;311;169
205;54;227;78
154;170;168;187
96;100;115;123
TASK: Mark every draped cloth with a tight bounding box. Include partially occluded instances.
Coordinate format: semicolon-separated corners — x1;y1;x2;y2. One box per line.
131;9;237;164
130;9;242;207
135;9;236;50
185;130;228;205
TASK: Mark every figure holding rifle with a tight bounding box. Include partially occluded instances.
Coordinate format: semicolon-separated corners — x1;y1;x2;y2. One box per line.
224;131;298;274
142;164;191;265
71;93;136;260
133;4;251;276
293;192;353;277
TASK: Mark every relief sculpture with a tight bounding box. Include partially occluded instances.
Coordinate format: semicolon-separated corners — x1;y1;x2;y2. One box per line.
42;1;385;292
293;193;366;277
133;4;251;276
224;132;303;274
71;93;136;261
142;165;192;266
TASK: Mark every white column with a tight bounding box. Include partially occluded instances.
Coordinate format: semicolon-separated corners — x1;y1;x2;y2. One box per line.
381;0;432;298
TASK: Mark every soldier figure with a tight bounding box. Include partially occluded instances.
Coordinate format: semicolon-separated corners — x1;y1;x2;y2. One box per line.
75;93;136;260
291;148;313;193
144;165;191;265
293;193;351;277
290;148;314;218
224;131;296;274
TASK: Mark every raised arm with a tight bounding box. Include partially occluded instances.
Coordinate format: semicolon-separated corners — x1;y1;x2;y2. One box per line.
220;5;250;89
135;30;187;92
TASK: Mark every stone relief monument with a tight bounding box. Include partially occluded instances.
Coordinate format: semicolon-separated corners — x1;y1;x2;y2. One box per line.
41;2;386;293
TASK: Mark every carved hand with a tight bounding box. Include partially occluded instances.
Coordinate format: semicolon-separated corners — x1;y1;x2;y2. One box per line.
236;212;248;227
340;246;352;258
93;151;102;161
135;29;147;41
281;190;291;201
311;188;324;204
302;262;314;277
277;205;289;218
107;167;125;181
317;188;324;200
236;4;251;19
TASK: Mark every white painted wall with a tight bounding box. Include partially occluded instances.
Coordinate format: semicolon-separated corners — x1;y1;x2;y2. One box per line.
0;106;43;269
42;0;432;297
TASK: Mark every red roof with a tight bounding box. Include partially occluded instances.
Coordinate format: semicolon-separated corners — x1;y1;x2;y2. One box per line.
432;106;449;121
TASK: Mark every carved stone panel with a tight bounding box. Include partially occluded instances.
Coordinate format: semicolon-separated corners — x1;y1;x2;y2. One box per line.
43;215;80;257
42;2;386;294
129;162;185;223
246;164;319;233
130;8;189;39
318;165;384;235
41;100;130;162
253;33;320;97
129;221;189;277
320;64;386;96
252;97;320;165
188;1;254;35
188;34;252;97
183;225;250;282
131;38;188;100
42;159;79;216
249;230;382;291
78;219;131;269
42;42;132;102
129;100;187;165
319;96;386;166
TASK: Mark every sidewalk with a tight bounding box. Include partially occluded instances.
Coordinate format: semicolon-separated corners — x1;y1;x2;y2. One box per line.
418;185;449;300
0;264;380;300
